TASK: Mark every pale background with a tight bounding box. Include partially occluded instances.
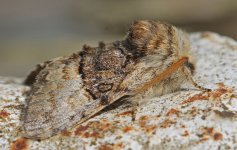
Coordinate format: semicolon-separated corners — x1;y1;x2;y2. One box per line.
0;0;236;77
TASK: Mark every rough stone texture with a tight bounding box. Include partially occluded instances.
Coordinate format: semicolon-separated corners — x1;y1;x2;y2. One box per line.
1;32;237;150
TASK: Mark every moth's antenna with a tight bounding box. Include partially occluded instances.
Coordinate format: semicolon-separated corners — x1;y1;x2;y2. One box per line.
183;67;211;92
133;56;189;94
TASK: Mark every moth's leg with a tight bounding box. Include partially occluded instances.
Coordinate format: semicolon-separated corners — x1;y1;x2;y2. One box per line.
182;67;211;92
133;56;189;95
24;61;50;85
130;98;139;121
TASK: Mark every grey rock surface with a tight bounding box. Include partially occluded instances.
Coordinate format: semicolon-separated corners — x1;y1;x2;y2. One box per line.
1;32;237;150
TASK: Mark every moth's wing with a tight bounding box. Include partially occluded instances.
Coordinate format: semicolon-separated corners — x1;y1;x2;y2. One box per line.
24;61;50;86
23;54;96;139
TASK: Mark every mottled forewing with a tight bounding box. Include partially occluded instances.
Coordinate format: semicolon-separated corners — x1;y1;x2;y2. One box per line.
23;54;94;139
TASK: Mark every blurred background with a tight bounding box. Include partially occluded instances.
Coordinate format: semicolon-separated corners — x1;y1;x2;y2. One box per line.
0;0;237;77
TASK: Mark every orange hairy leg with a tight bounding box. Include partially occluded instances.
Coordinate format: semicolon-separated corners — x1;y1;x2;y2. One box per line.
134;57;189;94
183;67;211;91
133;56;210;95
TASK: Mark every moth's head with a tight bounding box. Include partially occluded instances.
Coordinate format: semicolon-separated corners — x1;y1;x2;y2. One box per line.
185;60;195;75
124;20;162;56
176;30;196;75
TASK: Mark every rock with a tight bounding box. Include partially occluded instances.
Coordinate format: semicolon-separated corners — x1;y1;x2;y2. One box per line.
1;32;237;150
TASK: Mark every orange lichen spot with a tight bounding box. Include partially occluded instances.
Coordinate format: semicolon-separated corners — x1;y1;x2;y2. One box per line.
138;116;157;134
212;132;223;141
138;115;149;127
144;125;157;134
99;144;113;150
99;143;124;150
61;130;71;137
205;127;214;134
198;127;223;142
81;131;101;138
122;126;133;133
74;120;115;138
74;125;88;136
80;130;101;138
181;85;232;104
10;138;28;150
181;93;208;104
0;110;10;118
199;137;209;142
139;115;149;121
190;107;197;116
116;110;134;117
87;120;112;132
166;108;180;117
114;143;124;150
182;130;189;136
210;87;231;100
160;119;176;128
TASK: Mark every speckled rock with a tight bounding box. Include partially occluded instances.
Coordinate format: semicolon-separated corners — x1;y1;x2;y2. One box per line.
1;32;237;150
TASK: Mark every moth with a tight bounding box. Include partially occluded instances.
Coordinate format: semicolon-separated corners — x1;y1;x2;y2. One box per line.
22;20;210;139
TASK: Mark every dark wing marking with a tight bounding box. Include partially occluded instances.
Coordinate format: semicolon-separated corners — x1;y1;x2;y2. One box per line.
24;61;51;86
